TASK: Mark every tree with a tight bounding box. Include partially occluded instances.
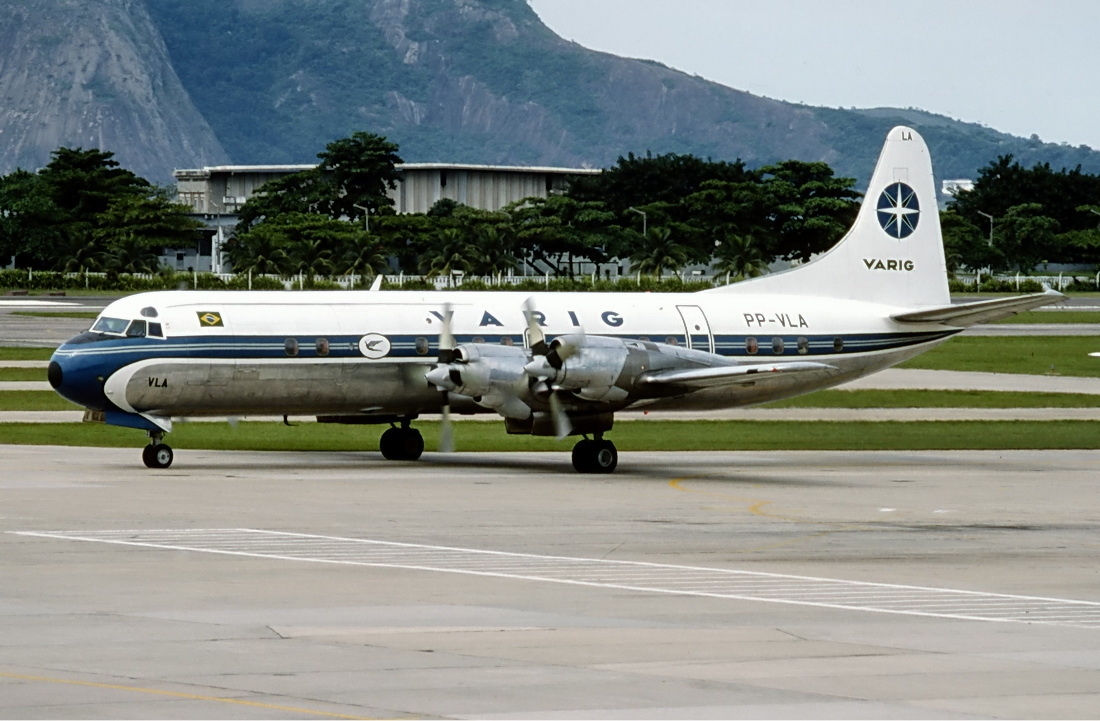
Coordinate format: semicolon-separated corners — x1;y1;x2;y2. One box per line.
996;203;1060;271
92;194;203;272
506;195;618;276
418;228;477;277
758;160;861;262
940;209;1000;272
628;227;688;277
316;131;403;222
713;234;769;280
470;225;518;277
336;233;391;282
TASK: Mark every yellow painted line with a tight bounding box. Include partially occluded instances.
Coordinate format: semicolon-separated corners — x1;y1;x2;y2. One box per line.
668;477;799;521
668;477;872;552
0;672;374;719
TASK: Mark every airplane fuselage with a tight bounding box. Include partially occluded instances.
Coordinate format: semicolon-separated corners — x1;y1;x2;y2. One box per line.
50;289;958;422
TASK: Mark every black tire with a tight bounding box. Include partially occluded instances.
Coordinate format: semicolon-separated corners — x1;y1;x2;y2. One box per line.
146;443;173;469
379;427;401;460
399;428;425;461
380;427;424;461
571;439;595;473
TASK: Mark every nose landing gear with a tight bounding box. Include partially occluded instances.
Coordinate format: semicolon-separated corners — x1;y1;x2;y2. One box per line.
142;431;174;469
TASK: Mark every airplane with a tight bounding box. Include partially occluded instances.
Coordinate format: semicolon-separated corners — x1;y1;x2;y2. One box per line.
47;126;1063;473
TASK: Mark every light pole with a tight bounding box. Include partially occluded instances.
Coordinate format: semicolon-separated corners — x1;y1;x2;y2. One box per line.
627;207;647;238
208;199;222;274
352;204;371;232
977;211;994;245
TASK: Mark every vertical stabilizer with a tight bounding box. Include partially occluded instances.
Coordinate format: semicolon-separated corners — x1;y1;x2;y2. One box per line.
709;126;949;309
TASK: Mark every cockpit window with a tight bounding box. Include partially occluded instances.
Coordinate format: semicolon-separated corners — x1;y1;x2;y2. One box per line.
140;306;159;318
126;320;147;338
91;316;129;334
147;322;164;338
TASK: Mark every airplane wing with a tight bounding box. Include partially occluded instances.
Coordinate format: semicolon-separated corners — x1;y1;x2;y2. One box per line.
890;289;1064;327
636;361;836;390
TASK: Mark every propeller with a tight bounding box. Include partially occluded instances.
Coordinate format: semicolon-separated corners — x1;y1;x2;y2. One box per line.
425;303;456;453
522;297;581;439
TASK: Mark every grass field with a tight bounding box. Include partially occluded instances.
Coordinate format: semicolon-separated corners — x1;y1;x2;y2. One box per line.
897;336;1099;376
1;419;1097;452
995;310;1100;324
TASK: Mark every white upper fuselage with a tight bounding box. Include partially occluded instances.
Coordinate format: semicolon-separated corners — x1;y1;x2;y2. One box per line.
50;287;959;423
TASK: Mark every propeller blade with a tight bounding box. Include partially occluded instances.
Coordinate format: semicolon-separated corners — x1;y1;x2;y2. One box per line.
548;391;572;440
437;302;456;363
522;297;548;356
434;302;457;451
439;400;454;453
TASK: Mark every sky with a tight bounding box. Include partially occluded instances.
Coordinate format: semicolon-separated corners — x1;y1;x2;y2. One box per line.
527;0;1100;150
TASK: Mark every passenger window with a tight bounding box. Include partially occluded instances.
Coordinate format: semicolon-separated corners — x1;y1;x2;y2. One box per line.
125;320;147;338
285;338;299;357
415;337;430;355
833;337;844;353
316;338;330;356
500;337;514;346
745;337;758;355
664;336;679;346
771;337;784;354
797;337;809;355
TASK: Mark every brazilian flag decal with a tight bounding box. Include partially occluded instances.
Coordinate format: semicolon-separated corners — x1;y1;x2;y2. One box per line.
197;311;224;327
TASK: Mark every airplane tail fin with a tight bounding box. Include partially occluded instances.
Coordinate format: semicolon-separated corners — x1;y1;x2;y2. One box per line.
707;126;949;309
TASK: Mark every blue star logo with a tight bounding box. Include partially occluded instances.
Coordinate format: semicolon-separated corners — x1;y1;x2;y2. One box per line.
876;182;920;239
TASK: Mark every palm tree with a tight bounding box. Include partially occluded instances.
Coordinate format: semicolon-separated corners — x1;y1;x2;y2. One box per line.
336;233;390;285
470;225;518;277
224;227;291;276
289;236;333;280
628;227;688;278
418;228;477;278
713;233;769;280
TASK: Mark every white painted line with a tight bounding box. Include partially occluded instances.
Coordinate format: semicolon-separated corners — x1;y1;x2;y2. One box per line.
11;528;1100;629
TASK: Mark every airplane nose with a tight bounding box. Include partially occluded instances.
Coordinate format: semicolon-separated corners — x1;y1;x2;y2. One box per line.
48;360;63;389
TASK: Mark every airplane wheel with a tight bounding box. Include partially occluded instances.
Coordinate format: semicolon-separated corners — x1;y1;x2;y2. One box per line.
571;439;595;473
379;427;424;461
572;439;617;474
379;427;398;460
400;429;425;461
143;443;173;469
591;440;618;474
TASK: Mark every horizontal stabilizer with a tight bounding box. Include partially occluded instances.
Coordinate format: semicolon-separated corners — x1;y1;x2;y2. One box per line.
637;361;836;390
891;290;1065;327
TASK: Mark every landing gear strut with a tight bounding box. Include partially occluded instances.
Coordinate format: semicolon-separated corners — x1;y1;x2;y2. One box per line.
378;420;425;461
142;431;174;469
571;434;617;474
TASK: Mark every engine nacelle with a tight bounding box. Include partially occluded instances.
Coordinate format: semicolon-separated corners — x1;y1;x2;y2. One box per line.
552;335;632;401
444;343;532;419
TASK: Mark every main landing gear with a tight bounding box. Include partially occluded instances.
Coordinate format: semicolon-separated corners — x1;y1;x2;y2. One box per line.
142;431;174;469
378;421;425;461
571;433;618;474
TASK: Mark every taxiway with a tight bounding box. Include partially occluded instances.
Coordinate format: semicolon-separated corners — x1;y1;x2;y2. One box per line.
3;445;1100;718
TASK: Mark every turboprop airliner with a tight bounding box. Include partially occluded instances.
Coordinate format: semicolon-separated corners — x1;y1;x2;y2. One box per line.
48;127;1062;473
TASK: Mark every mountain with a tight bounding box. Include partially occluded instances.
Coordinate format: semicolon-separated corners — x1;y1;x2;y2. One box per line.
3;0;1099;188
0;0;228;181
